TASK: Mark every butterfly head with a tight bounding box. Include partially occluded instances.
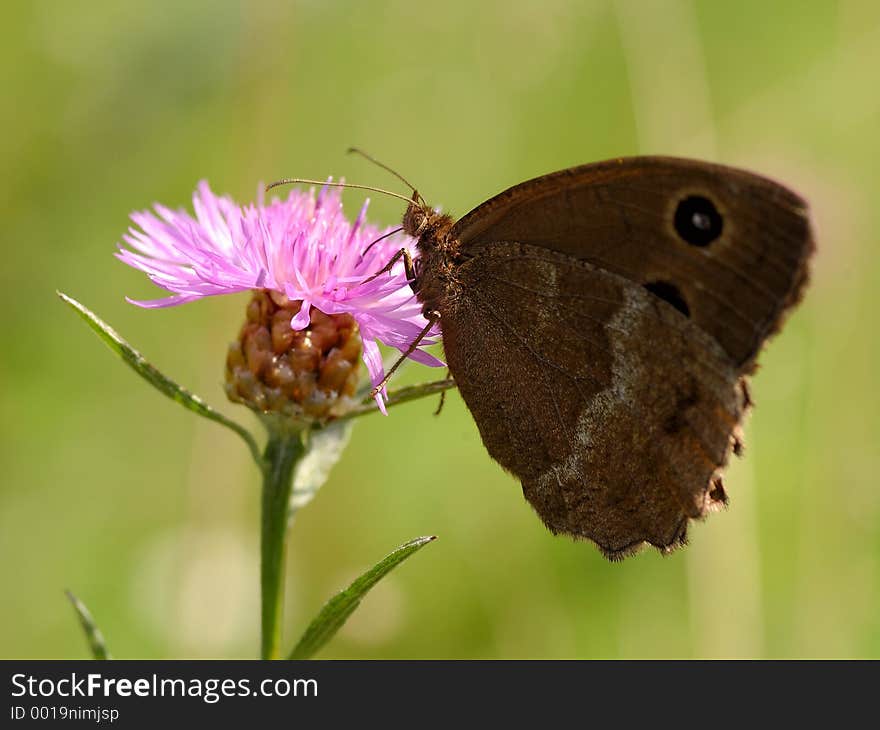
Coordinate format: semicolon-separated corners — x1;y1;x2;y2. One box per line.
402;194;455;244
402;194;430;237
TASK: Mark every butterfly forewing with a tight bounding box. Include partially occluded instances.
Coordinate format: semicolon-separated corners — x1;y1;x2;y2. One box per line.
451;157;814;368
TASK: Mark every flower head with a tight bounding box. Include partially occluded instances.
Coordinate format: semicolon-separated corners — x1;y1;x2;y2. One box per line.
117;181;443;415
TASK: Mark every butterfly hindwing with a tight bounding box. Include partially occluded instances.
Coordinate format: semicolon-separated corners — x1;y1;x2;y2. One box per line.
439;242;746;557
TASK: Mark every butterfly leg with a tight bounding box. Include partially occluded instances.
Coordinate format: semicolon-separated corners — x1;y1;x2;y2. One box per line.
360;248;416;287
369;310;441;399
434;368;452;416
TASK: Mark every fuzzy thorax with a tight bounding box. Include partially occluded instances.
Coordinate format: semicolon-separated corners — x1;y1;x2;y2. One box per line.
402;201;458;316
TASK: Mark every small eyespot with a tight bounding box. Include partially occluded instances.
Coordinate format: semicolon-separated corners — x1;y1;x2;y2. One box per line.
674;195;723;246
643;281;690;317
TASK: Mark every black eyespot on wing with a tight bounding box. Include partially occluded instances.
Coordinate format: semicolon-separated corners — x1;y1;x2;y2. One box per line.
644;281;690;317
674;195;723;247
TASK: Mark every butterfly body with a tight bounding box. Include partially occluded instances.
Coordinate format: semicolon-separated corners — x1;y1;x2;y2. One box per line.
403;156;813;559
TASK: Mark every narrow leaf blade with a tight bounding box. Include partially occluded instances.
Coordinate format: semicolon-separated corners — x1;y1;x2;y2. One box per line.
339;378;456;421
58;292;262;466
288;535;437;660
65;590;111;660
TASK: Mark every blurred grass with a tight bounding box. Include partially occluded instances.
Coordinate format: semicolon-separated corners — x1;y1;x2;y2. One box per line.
1;0;878;658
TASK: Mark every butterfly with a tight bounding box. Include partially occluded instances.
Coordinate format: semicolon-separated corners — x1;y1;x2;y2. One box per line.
278;155;815;559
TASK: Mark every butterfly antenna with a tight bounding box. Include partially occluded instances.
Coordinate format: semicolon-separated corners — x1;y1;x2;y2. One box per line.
266;178;418;206
347;147;426;206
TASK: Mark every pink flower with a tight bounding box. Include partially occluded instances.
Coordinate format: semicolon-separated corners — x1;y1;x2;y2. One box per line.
117;180;443;412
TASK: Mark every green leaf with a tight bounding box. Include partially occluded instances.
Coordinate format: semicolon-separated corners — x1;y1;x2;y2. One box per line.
58;292;262;468
65;590;111;660
288;535;437;659
290;421;353;515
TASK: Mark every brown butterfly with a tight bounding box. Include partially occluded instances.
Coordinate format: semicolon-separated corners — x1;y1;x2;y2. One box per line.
278;155;815;559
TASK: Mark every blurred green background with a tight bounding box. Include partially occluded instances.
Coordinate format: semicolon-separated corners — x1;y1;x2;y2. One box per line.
2;0;878;659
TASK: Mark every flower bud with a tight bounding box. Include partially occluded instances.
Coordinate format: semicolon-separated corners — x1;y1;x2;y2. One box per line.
225;291;361;422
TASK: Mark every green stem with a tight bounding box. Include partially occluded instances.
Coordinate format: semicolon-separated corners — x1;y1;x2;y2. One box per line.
260;429;306;660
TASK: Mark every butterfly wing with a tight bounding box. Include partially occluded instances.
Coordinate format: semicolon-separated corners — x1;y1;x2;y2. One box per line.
451;156;814;368
441;242;747;557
